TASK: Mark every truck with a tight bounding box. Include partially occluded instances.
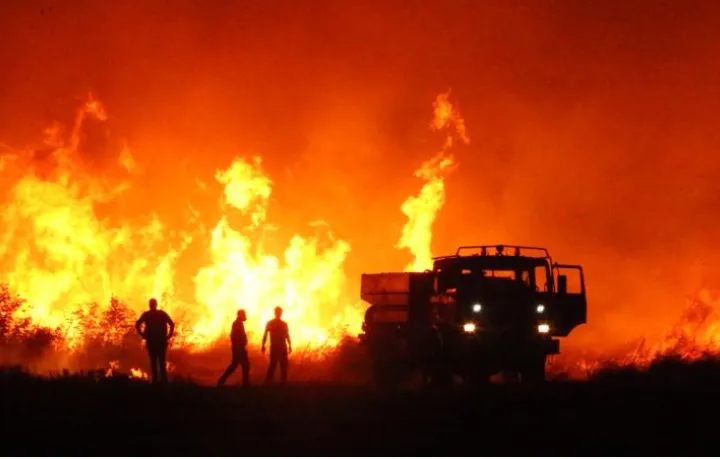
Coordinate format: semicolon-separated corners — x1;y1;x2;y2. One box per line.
359;244;587;387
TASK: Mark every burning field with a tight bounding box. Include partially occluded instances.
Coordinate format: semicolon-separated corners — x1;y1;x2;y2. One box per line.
4;1;720;455
2;0;720;387
0;89;469;382
0;94;353;381
2;89;720;384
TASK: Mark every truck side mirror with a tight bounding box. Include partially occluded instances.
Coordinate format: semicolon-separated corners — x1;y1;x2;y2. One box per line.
558;275;567;294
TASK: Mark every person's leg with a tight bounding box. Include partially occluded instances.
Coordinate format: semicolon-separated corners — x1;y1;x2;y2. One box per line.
218;357;239;386
280;354;288;384
265;355;277;384
148;350;158;384
158;345;168;383
241;351;250;387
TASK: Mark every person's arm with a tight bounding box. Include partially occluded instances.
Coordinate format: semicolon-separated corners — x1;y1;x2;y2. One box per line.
135;313;145;339
240;324;248;348
286;323;292;354
230;322;237;342
261;322;269;353
230;322;240;346
166;313;175;340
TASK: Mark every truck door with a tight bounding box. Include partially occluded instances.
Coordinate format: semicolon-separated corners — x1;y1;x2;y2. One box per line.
552;264;587;337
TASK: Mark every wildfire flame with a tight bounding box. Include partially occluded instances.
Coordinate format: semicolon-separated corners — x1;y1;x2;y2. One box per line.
105;360;120;378
0;92;363;358
191;155;361;348
549;288;720;380
103;361;148;380
0;95;182;351
130;367;149;380
4;90;717;382
615;289;720;367
0;90;473;366
398;91;469;271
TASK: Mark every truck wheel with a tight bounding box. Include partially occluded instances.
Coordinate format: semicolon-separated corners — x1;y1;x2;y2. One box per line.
463;366;491;387
368;327;404;389
423;332;452;388
372;360;400;389
371;363;388;388
521;354;547;384
431;364;453;388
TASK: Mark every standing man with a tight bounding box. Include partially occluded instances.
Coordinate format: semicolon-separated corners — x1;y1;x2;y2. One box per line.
135;298;175;384
262;306;292;385
217;309;251;387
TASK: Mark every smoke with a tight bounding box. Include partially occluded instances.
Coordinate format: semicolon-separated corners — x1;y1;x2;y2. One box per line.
2;0;720;353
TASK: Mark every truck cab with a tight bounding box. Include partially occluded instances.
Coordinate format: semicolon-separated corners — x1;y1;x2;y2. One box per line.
431;244;587;340
360;244;587;386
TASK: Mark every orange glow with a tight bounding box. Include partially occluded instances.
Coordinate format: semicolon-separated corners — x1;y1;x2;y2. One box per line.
104;360;148;381
0;91;476;361
105;360;120;378
190;155;361;349
0;93;367;354
614;289;720;366
2;3;720;382
130;367;149;380
398;91;468;271
0;64;718;381
549;288;720;379
0;97;183;351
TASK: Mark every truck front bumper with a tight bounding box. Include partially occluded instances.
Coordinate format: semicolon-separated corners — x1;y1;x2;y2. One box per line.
459;332;560;356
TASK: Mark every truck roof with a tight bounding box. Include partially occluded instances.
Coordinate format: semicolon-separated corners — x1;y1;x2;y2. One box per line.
432;245;553;271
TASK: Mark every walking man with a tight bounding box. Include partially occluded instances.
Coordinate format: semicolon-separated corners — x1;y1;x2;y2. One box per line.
217;309;251;387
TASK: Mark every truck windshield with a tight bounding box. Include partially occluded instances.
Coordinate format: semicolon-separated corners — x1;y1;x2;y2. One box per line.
459;268;532;287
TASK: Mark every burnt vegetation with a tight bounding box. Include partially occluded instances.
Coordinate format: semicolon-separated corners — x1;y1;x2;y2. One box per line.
0;285;146;370
0;284;373;383
0;358;717;455
0;285;57;361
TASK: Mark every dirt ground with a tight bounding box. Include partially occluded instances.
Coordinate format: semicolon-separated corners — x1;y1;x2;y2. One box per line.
1;360;717;456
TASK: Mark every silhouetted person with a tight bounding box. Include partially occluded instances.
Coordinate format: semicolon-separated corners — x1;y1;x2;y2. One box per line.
135;298;175;384
262;306;292;384
217;309;250;387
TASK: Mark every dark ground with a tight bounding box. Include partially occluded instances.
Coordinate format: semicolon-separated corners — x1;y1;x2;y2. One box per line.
1;358;718;456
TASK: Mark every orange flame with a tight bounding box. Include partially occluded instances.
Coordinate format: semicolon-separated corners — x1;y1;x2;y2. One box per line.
3;91;720;381
190;155;361;349
398;91;469;271
104;360;148;380
0;103;183;350
130;367;149;380
548;288;720;379
105;360;120;378
0;93;363;356
619;289;720;366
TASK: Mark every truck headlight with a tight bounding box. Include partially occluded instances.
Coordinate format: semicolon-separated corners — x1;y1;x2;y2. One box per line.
537;323;550;334
536;304;545;313
472;303;482;313
463;322;476;333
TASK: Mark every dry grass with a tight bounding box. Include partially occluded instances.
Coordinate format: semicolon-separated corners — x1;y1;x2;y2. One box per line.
3;282;720;454
1;359;719;455
5;284;720;388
